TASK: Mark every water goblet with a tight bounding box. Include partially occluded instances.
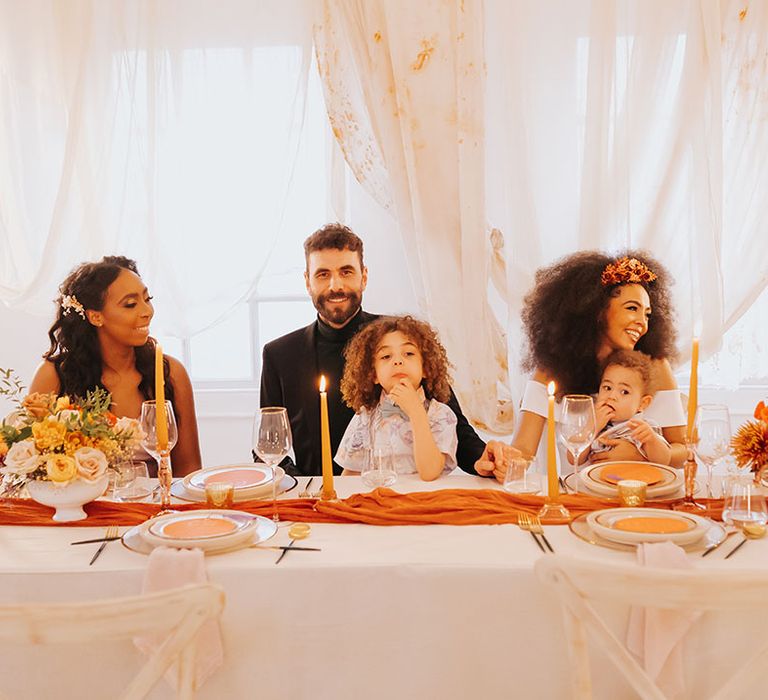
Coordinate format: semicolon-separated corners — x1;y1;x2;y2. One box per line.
695;404;731;498
140;400;178;512
252;407;292;523
559;395;596;476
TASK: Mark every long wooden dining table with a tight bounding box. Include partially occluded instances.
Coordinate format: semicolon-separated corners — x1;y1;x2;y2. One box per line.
1;473;767;699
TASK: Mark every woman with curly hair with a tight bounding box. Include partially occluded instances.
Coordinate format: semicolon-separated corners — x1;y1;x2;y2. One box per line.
28;256;202;476
336;316;458;481
478;250;686;482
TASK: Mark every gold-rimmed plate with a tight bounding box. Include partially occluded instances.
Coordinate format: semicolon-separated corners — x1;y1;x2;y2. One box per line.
568;512;725;553
578;461;682;498
170;472;297;503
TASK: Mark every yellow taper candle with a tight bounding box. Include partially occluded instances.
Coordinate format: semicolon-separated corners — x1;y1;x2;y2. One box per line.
319;375;335;499
155;343;169;452
547;381;558;501
686;337;699;443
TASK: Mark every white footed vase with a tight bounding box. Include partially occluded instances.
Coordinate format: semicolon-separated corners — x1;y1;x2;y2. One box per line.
26;475;109;522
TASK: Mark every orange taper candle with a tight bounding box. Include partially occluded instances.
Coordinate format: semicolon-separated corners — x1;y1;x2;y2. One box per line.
547;381;558;501
319;375;335;499
686;337;699;443
155;343;169;452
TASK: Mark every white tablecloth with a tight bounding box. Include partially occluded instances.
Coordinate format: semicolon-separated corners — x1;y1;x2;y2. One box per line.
1;474;767;699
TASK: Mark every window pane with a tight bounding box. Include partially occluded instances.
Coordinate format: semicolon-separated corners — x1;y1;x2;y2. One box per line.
190;304;252;380
258;300;315;354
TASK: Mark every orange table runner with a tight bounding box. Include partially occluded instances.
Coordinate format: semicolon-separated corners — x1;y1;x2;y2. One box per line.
0;488;724;527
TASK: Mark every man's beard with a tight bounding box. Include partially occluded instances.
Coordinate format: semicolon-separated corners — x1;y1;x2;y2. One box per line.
312;290;362;326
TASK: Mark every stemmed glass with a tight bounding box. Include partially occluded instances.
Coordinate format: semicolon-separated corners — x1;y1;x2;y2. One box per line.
695;404;731;498
252;407;292;523
559;395;597;477
140;400;178;513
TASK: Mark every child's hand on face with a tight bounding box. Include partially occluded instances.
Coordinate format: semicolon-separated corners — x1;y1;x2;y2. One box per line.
388;379;424;419
628;418;655;446
595;401;615;433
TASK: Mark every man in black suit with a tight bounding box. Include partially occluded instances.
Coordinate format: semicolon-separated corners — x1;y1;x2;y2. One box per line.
259;223;510;477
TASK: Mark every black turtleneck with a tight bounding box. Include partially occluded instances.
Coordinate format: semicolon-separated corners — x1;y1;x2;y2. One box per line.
315;310;367;472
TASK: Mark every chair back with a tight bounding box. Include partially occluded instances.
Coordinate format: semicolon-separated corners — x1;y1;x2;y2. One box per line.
0;583;225;700
535;555;768;700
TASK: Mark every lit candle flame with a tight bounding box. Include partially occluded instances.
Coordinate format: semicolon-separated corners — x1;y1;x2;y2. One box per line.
319;375;327;393
547;381;555;396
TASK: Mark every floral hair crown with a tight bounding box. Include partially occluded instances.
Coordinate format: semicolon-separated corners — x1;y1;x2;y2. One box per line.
60;294;86;320
601;257;657;286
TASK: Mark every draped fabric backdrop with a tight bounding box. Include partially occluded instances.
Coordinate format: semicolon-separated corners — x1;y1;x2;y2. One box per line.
0;0;313;338
318;0;768;422
315;0;516;434
1;1;767;431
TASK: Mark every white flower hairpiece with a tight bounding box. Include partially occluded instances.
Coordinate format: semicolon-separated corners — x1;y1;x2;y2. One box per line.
60;294;86;320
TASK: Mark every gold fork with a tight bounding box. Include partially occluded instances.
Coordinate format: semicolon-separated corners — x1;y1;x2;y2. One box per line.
529;514;555;553
298;477;315;498
518;513;545;553
89;525;118;566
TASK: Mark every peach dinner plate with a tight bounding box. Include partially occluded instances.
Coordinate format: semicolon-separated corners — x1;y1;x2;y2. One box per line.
586;508;709;546
185;465;273;493
578;461;682;499
597;462;666;486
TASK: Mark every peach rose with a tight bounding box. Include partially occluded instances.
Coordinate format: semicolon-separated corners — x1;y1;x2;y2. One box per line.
1;440;41;476
32;417;67;451
73;447;108;482
115;417;145;446
22;392;55;419
45;454;78;484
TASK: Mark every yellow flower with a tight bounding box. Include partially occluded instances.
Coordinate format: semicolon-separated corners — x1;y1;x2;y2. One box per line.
54;395;72;413
0;438;7;458
45;454;77;484
63;431;92;456
32;417;68;451
93;437;118;458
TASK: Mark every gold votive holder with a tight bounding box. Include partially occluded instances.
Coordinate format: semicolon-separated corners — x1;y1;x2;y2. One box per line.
617;479;647;508
205;482;234;508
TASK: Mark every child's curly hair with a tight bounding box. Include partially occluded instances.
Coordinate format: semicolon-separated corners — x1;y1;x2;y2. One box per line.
341;316;452;412
601;349;654;395
521;250;677;397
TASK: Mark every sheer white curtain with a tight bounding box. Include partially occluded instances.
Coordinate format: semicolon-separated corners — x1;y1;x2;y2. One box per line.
315;0;515;434
0;0;314;338
486;0;768;394
317;0;768;431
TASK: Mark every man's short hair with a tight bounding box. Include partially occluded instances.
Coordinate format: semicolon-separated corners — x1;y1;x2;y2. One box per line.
303;223;364;270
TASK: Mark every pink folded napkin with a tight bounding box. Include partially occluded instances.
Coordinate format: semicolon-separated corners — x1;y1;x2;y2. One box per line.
627;541;700;698
134;546;224;690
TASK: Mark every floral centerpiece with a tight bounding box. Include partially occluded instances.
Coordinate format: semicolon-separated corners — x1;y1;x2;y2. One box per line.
0;368;144;498
731;400;768;484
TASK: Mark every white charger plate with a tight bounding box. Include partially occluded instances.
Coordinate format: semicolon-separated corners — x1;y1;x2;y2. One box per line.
586;507;709;546
183;464;282;499
578;461;682;498
122;512;277;555
171;472;296;503
569;512;725;552
147;510;254;541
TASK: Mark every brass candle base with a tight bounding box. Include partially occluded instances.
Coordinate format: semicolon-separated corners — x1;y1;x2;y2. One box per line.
673;446;705;512
538;500;571;524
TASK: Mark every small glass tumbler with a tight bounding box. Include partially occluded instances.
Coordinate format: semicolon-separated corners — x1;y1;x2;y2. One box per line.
722;474;768;527
503;456;541;494
361;449;397;488
205;482;235;508
112;461;152;502
617;479;647;507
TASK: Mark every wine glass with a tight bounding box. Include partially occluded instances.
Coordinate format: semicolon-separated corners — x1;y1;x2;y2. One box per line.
559;395;597;476
695;404;731;498
140;400;178;512
252;407;292;523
